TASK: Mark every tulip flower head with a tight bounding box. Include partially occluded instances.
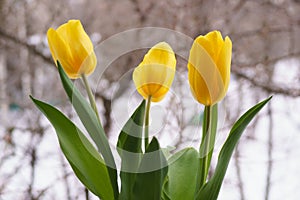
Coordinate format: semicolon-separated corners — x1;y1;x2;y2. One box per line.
133;42;176;102
47;20;97;79
187;31;232;106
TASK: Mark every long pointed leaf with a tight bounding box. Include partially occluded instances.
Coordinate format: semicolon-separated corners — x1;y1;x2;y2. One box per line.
117;100;145;199
196;96;272;200
133;137;168;200
163;148;199;200
31;96;114;200
57;62;118;198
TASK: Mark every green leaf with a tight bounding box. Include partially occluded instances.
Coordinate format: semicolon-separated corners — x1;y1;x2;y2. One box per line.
196;96;272;200
163;148;199;200
57;62;118;199
31;96;114;200
133;137;168;200
117;100;145;200
161;185;172;200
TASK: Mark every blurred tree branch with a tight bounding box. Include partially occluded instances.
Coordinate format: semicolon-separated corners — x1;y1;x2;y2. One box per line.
0;28;52;64
232;66;300;97
0;0;299;199
1;26;299;99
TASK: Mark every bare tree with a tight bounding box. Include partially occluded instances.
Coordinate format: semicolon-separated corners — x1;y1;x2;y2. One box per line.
0;0;299;199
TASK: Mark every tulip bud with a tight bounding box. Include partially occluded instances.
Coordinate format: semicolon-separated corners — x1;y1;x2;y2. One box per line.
187;31;232;105
47;20;97;79
133;42;176;102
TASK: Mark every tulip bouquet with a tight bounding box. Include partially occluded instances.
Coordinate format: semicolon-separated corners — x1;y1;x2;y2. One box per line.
30;20;271;200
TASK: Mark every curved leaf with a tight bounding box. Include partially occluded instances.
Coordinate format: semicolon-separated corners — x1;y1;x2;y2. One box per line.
57;62;118;198
196;96;272;200
117;100;145;199
31;96;114;200
163;148;199;200
133;137;168;200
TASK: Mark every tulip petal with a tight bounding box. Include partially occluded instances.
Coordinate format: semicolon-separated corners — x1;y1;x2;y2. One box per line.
133;63;175;102
56;20;95;74
81;51;97;76
187;31;231;105
188;39;224;105
216;36;232;94
47;20;97;79
47;28;58;63
142;42;176;69
133;42;176;102
47;28;76;77
195;31;224;62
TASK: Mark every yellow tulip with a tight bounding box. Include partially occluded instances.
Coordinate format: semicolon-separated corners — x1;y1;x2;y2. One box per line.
187;31;232;105
133;42;176;102
47;20;97;79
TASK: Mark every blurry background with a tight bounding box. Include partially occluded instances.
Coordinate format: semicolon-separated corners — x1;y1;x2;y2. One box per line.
0;0;300;199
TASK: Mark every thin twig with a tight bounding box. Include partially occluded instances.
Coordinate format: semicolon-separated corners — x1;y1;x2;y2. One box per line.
265;101;273;200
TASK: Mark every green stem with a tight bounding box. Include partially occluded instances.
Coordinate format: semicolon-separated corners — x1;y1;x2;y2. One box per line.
198;104;218;188
144;95;152;151
81;74;100;122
